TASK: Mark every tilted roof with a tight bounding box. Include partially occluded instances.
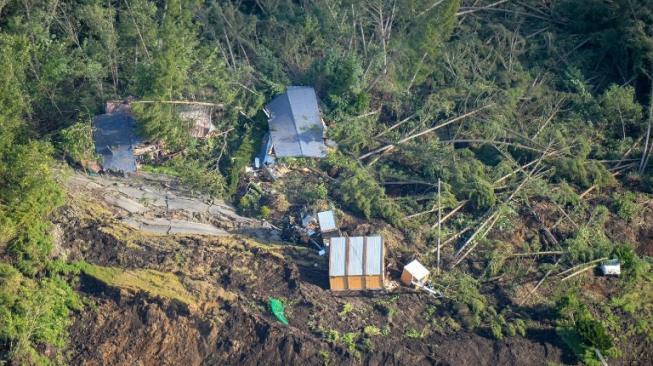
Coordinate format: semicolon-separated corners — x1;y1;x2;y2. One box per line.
317;210;337;233
404;260;430;280
265;86;327;158
93;112;141;173
329;236;384;277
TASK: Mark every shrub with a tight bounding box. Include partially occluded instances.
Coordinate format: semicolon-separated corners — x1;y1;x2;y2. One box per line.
58;121;96;164
363;325;381;337
553;158;614;189
613;192;637;222
342;332;358;353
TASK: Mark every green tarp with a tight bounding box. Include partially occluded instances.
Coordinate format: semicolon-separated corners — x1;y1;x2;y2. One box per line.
268;297;289;325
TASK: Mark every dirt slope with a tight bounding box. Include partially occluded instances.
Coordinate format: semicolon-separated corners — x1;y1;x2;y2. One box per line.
55;174;574;366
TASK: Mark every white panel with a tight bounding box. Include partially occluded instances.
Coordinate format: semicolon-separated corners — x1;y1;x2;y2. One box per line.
318;210;337;232
365;236;383;275
348;237;364;275
329;237;346;276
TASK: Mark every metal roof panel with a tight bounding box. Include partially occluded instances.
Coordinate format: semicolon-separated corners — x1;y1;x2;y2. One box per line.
266;86;327;158
329;237;346;276
348;237;364;275
365;236;383;275
317;210;337;232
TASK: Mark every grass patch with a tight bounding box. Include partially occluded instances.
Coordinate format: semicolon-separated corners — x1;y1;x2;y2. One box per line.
81;264;196;305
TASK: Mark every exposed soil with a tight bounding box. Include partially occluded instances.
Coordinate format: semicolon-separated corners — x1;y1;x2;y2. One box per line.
57;175;653;366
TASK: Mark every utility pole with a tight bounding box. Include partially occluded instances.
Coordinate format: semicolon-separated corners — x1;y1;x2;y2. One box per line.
437;178;442;273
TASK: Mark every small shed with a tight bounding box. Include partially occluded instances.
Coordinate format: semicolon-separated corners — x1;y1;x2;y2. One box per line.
401;260;430;286
329;236;384;291
262;86;327;164
599;259;621;276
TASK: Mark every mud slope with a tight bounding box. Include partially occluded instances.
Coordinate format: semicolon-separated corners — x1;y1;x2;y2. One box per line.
55;173;577;366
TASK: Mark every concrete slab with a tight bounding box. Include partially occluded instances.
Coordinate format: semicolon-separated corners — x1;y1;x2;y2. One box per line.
166;196;209;213
168;220;228;236
104;196;147;214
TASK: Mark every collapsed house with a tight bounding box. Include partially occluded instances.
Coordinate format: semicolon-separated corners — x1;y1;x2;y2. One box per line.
93;102;142;174
93;99;221;173
176;104;217;138
259;86;327;166
329;236;385;291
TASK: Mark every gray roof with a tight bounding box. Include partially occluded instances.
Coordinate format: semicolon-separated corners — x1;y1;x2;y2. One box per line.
93;112;141;173
329;236;384;277
265;86;327;158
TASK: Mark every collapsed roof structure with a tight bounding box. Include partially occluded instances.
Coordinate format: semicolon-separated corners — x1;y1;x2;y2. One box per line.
260;86;327;165
93;103;141;174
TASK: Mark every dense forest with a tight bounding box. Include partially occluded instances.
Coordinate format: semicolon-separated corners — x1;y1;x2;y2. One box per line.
1;0;653;365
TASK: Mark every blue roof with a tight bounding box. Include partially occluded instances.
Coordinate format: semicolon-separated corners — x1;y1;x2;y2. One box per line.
265;86;327;158
93;112;141;173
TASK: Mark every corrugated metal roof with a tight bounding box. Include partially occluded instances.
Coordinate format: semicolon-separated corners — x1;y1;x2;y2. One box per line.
265;86;327;158
365;236;383;276
329;236;384;277
404;259;429;280
317;210;337;232
348;237;364;275
329;237;346;276
93;112;141;173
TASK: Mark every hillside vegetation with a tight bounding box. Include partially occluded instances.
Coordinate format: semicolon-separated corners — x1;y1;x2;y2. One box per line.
1;1;653;365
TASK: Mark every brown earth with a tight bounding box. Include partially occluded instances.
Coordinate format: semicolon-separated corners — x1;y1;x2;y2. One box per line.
57;176;653;366
56;204;574;366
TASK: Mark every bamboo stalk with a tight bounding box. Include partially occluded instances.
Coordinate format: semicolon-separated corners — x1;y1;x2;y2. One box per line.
510;251;565;257
518;258;562;306
132;100;224;108
561;264;596;282
358;104;493;160
430;201;467;229
556;257;608;278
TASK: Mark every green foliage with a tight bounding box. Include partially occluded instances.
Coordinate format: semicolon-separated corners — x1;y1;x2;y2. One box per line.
328;154;402;226
58;121;97;164
133;103;193;151
143;155;225;198
404;328;424;339
0;263;82;365
553;158;615;190
339;303;354;320
556;293;618;364
613;192;637;222
564;206;613;263
342;332;358;353
308;51;369;115
363;325;381;337
600;85;643;138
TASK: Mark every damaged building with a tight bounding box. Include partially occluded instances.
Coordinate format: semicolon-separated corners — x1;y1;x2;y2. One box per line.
259;86;328;166
93;99;221;173
93;101;142;174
